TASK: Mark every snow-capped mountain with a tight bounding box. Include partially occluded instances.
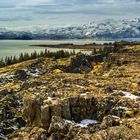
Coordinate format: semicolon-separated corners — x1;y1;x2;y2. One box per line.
1;18;140;40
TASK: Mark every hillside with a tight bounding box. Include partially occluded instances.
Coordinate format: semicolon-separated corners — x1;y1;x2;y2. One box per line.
0;43;140;139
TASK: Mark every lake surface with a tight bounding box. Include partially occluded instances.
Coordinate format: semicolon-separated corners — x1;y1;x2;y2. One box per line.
0;39;113;59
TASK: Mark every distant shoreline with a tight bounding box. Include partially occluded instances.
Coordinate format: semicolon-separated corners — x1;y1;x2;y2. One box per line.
30;43;113;50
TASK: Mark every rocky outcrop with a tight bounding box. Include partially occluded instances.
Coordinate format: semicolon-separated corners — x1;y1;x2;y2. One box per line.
9;127;48;140
65;53;93;73
21;93;140;139
22;96;107;128
14;70;28;81
22;94;42;126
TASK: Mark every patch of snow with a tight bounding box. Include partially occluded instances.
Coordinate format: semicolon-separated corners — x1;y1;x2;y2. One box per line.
119;106;128;110
65;120;75;124
65;119;98;128
111;115;120;119
0;74;7;78
0;73;14;79
6;75;14;79
85;31;91;36
80;91;90;96
122;91;140;100
76;119;98;127
80;93;87;96
48;97;53;101
25;68;40;77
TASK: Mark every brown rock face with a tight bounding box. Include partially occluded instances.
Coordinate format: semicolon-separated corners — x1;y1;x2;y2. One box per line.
50;103;62;117
22;96;120;127
48;116;70;134
22;95;42;126
21;94;140;139
41;105;51;129
61;99;71;120
69;97;99;122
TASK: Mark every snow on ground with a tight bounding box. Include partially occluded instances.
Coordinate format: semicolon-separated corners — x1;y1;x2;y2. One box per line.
76;119;98;127
122;91;140;100
111;115;120;119
113;90;140;100
0;73;14;79
66;119;98;128
24;68;40;77
0;73;14;85
119;106;128;111
80;93;87;96
48;97;53;101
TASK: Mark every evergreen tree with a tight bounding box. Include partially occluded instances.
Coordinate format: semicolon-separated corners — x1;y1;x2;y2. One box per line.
0;58;5;67
19;53;24;62
92;48;97;55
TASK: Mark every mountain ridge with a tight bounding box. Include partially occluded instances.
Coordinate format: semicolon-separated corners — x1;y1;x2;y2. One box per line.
1;18;140;40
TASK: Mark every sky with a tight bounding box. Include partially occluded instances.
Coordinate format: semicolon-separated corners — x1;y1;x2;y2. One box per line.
0;0;140;27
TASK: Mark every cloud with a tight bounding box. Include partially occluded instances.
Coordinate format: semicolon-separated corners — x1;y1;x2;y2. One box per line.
0;0;140;26
0;16;33;22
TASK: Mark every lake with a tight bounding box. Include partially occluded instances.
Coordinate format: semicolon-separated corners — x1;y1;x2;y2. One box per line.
0;39;113;59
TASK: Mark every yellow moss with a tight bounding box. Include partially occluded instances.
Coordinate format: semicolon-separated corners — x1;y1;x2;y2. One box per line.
52;69;63;74
3;82;14;88
30;78;38;83
125;110;135;118
3;82;21;91
90;62;105;75
123;45;140;52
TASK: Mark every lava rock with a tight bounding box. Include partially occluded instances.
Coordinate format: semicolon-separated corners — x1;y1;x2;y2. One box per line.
14;70;28;80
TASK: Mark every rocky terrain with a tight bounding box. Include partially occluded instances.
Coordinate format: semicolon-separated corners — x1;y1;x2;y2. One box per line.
1;18;140;40
0;42;140;140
